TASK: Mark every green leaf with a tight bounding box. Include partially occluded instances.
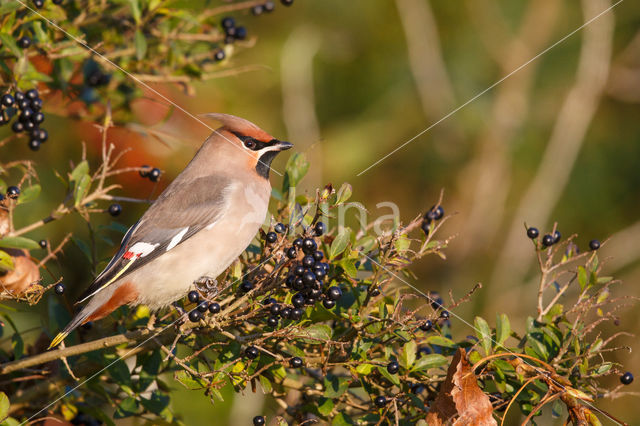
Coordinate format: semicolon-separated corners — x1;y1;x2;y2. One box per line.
114;397;139;419
17;184;40;204
140;391;169;415
282;153;309;193
127;0;141;23
495;313;511;346
355;363;374;375
74;174;91;206
411;354;448;371
317;397;334;417
0;236;40;250
394;234;411;253
329;228;351;260
11;333;23;360
258;375;272;393
134;30;147;60
0;33;21;58
474;316;492;355
338;258;357;277
577;266;588;291
425;335;456;348
70;160;89;182
108;359;131;385
0;251;14;272
323;374;350;398
336;183;352;205
332;413;355;426
301;324;332;342
0;392;9;422
377;365;401;385
400;340;417;369
175;370;205;390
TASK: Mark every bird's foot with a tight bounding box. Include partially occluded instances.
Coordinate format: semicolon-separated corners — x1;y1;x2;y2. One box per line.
194;276;220;298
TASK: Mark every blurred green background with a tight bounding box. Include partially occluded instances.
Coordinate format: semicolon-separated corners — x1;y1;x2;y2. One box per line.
4;0;640;424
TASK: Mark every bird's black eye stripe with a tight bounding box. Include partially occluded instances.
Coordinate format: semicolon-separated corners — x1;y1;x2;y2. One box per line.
232;131;268;151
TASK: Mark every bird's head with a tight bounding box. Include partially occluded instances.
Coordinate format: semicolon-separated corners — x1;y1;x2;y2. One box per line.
203;113;293;180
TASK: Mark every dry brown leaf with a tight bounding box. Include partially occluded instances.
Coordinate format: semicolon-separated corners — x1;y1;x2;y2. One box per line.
426;348;497;426
0;203;8;237
0;248;40;295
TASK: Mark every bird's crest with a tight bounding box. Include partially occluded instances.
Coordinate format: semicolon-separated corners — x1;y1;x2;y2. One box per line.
202;113;273;142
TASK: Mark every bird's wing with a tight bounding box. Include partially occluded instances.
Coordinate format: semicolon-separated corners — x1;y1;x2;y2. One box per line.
77;176;234;303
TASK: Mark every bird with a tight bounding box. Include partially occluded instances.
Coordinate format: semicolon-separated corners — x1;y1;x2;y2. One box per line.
49;113;292;349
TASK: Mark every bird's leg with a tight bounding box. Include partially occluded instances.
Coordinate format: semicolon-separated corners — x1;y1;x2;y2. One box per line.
146;312;156;330
194;275;220;299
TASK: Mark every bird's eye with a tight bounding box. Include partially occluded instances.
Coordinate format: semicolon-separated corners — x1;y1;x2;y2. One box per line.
244;139;256;149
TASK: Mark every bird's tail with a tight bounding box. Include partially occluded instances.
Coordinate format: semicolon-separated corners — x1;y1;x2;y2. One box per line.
48;307;92;350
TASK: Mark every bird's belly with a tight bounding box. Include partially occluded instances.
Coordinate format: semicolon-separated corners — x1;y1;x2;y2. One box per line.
126;213;265;310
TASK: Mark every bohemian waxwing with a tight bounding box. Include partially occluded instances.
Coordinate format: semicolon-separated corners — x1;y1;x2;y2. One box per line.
49;113;292;348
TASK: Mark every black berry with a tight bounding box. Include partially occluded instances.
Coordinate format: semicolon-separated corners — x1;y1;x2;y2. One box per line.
251;5;264;15
28;139;41;151
33;128;48;141
269;303;281;316
33;112;45;124
188;290;199;303
374;395;387;407
240;280;254;293
14;91;25;102
292;293;305;308
265;232;277;244
108;203;122;217
526;227;539;239
17;36;31;49
280;307;292;319
214;49;225;62
197;301;209;312
245;346;259;359
6;186;20;199
542;234;555;247
148;168;161;182
419;320;433;331
54;283;65;295
621;372;634;385
274;223;285;234
327;286;342;301
30;98;43;111
252;416;265;426
139;165;150;178
313;250;324;262
39;239;47;249
235;26;247;40
302;271;315;286
293;238;303;248
553;230;561;243
286;247;297;259
1;94;14;107
221;17;235;29
53;0;63;4
386;361;399;374
11;121;24;133
281;0;294;5
322;299;335;309
264;1;275;12
440;310;450;320
302;238;317;254
208;302;221;314
25;89;39;100
188;310;201;322
589;239;601;250
370;287;380;297
425;205;444;222
290;357;303;368
33;0;44;8
302;255;315;268
314;221;325;236
290;308;303;320
266;316;278;327
293;264;305;276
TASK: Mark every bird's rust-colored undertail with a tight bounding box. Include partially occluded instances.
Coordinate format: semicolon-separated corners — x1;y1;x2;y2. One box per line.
85;282;139;322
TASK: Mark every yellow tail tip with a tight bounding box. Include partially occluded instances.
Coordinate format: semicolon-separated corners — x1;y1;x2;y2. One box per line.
48;332;68;350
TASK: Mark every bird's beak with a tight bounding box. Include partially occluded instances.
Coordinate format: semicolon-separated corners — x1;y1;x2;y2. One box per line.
274;140;293;151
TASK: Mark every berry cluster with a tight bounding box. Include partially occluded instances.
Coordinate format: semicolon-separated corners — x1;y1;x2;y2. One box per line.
251;0;294;15
0;89;49;151
526;226;601;251
139;165;162;182
421;204;444;235
221;17;247;46
185;290;221;323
